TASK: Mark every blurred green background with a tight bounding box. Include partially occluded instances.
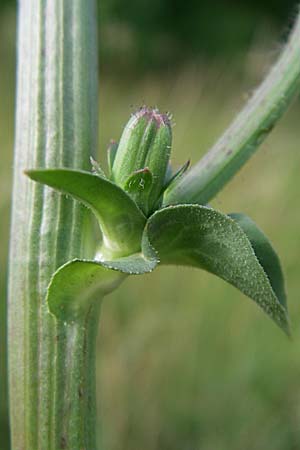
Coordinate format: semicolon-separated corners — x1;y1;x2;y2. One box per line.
1;1;300;449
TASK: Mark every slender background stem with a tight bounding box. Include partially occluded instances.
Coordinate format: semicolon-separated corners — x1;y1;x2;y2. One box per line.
8;1;98;448
163;11;300;206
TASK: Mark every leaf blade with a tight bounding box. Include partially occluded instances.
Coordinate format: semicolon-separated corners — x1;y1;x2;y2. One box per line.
47;242;158;322
146;204;289;334
162;159;190;196
107;140;119;176
26;168;146;257
47;259;124;321
229;213;287;309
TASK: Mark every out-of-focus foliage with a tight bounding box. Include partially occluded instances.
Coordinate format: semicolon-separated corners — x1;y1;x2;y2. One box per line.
100;0;299;71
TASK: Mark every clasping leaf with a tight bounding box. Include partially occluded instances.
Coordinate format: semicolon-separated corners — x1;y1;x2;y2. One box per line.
26;168;146;259
47;231;158;322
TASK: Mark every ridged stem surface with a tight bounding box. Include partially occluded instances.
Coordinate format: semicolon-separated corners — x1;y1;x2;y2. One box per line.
8;1;98;449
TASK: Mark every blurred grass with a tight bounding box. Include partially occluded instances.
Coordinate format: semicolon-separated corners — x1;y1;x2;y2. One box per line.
2;12;300;450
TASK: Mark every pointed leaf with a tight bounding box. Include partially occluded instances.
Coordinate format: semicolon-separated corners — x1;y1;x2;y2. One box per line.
164;163;173;186
47;234;158;322
146;205;289;334
151;160;191;213
26;168;146;257
229;213;287;309
90;156;107;178
163;159;190;194
107;140;119;176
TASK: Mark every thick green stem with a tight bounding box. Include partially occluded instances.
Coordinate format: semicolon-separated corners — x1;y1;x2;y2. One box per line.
8;1;98;449
54;302;101;450
163;11;300;206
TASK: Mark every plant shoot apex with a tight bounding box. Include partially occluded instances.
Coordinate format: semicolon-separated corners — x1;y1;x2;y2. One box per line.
112;107;172;214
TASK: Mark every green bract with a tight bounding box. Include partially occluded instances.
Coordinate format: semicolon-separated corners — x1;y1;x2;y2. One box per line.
26;108;290;335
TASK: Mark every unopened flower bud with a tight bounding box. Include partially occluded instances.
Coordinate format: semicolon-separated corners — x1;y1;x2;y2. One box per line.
111;107;172;215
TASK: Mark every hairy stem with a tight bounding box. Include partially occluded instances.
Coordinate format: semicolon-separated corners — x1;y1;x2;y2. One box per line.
8;1;98;449
163;10;300;205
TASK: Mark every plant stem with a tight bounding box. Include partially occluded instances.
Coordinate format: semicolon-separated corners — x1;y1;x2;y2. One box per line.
53;302;102;450
8;1;98;449
163;11;300;206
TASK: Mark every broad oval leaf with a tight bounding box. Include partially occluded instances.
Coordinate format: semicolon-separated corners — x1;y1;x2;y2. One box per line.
145;204;290;334
47;238;158;322
26;168;146;258
47;259;125;322
229;213;287;309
